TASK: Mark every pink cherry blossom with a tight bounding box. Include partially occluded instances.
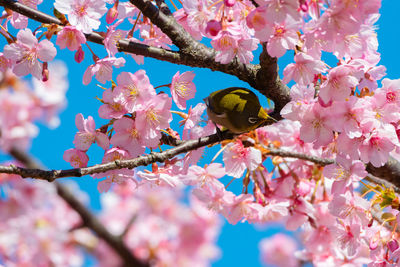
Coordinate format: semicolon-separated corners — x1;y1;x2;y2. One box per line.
328;192;369;225
6;0;43;29
98;89;128;119
259;234;299;267
181;0;211;34
113;70;155;112
267;18;300;58
263;0;301;23
56;26;86;51
299;103;334;147
332;222;361;257
63;148;89;168
324;96;363;138
110;117;146;157
223;139;262;178
223;194;259;224
82;57;125;85
323;160;367;194
3;29;57;80
358;125;399;167
137;163;183;187
283;53;326;85
135;94;172;147
73;113;109;151
376;78;400;105
170;71;196;110
319;65;359;104
92;148;135;192
180;163;225;187
182;103;207;130
104;20;128;56
54;0;107;34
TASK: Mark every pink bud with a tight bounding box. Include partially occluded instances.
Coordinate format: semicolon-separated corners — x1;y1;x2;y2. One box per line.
106;5;118;24
224;0;236;7
75;46;85;63
299;0;308;12
42;62;49;82
206;20;222;37
388;239;399;252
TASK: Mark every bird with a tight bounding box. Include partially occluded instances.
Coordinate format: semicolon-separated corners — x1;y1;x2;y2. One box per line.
204;87;275;134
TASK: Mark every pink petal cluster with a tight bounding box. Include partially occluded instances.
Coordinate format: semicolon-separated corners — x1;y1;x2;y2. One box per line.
92;147;135;192
170;71;196;110
259;234;299;267
3;29;57;80
82;56;125;85
54;0;107;34
223;139;262;178
0;177;84;266
56;26;86;51
73;113;109;151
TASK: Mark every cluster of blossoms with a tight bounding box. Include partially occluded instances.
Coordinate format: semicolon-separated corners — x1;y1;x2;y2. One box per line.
0;172;84;266
0;59;68;151
92;183;221;266
0;172;221;266
1;0;400;266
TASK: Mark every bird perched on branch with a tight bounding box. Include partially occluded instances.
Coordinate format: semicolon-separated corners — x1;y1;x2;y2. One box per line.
204;87;275;134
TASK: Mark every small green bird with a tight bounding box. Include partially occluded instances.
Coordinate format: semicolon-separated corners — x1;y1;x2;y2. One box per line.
204;87;274;134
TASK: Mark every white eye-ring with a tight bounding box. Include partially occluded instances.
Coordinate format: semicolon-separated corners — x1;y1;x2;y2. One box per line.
248;117;258;124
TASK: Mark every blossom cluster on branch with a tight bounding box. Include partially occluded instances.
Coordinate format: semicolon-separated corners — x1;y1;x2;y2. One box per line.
0;0;400;266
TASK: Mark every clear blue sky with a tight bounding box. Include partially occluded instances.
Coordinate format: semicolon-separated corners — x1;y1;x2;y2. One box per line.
1;1;399;266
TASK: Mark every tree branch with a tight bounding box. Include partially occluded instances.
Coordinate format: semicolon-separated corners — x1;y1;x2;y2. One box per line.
9;148;149;267
1;131;235;180
128;0;291;118
256;43;291;119
265;147;335;166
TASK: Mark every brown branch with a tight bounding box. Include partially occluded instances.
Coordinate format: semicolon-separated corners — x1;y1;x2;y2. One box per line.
265;147;335;166
9;148;149;267
365;175;400;194
256;43;290;119
128;0;290;119
1;131;235;180
0;0;184;65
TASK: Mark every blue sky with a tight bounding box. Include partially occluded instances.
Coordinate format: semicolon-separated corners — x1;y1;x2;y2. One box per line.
1;1;400;266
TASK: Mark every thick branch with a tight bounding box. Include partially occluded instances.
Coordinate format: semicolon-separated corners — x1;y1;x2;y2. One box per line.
9;148;149;267
256;43;291;119
128;0;290;118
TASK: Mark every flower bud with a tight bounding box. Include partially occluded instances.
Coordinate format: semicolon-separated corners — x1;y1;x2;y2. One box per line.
42;62;49;82
106;5;119;24
75;46;85;63
388;239;399;252
206;20;222;37
224;0;236;7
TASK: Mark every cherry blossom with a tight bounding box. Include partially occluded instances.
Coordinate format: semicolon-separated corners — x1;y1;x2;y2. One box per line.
56;26;86;51
82;56;125;85
73;113;109;151
170;71;196;110
3;29;57;80
54;0;107;34
259;234;299;267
